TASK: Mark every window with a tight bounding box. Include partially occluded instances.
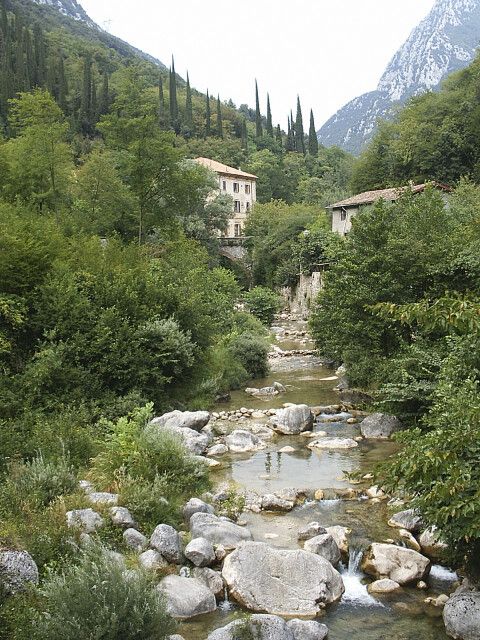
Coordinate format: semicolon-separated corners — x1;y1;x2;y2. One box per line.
340;208;347;221
245;183;251;195
222;180;227;191
234;223;242;237
233;182;240;193
246;202;250;212
234;200;241;213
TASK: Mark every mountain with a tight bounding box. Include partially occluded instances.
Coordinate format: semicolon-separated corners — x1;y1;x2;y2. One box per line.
318;0;480;155
32;0;96;27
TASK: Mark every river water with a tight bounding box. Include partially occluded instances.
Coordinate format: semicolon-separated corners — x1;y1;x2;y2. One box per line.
178;317;454;639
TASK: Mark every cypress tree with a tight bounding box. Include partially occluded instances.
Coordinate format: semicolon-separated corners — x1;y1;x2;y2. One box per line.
24;27;34;90
255;79;263;138
169;56;179;133
1;5;7;36
0;26;7;125
205;89;211;137
91;76;97;123
286;113;295;152
33;23;45;86
157;74;166;128
308;109;319;156
241;118;248;150
295;96;305;154
275;124;283;146
216;94;223;139
15;24;26;92
184;72;193;135
80;54;93;133
57;54;68;112
266;93;273;137
97;71;109;117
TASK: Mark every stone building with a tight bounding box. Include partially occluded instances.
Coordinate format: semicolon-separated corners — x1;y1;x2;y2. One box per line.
328;182;451;236
194;157;257;238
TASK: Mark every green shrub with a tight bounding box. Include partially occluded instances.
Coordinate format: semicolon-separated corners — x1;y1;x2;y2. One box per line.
243;286;282;327
119;473;177;533
227;332;270;379
31;544;176;640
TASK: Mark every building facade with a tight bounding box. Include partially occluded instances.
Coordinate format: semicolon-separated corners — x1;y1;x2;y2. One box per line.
328;182;451;236
194;157;257;238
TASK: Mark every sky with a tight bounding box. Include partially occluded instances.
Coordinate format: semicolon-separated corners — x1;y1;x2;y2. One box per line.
80;0;436;129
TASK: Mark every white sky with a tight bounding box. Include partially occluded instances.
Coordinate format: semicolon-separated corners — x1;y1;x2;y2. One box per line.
81;0;435;129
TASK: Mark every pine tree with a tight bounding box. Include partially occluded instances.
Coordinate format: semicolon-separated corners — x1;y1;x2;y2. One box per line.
169;56;179;133
241;118;248;150
205;89;211;137
295;96;305;154
275;124;283;146
157;74;166;128
216;94;223;139
255;79;263;138
184;72;194;136
308;109;318;156
266;93;273;137
57;54;68;112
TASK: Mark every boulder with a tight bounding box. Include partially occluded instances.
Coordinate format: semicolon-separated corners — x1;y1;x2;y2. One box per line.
207;444;229;457
388;509;424;533
66;508;104;533
144;422;211;456
271;404;314;435
304;533;341;566
138;549;168;571
443;590;480;640
326;526;350;555
245;386;279;397
399;529;421;552
360;413;402;439
184;537;216;567
308;437;358;450
87;491;118;506
109;506;135;528
419;527;448;559
123;528;148;551
368;578;401;594
261;494;295;512
150;524;183;563
183;498;214;524
297;522;327;541
0;551;39;595
192;567;224;598
158;575;216;619
362;543;430;585
222;541;344;615
190;512;253;550
225;430;266;453
167;636;186;640
150;410;210;432
286;619;329;640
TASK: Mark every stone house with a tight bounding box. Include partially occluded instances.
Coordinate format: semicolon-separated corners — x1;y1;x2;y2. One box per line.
328;182;451;236
194;157;257;238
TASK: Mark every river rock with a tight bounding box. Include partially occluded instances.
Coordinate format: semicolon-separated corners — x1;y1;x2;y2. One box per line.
184;537;216;567
326;525;350;555
0;551;39;595
190;512;253;549
271;404;314;435
158;575;216;619
192;567;224;598
167;636;186;640
208;615;328;640
66;508;104;533
388;509;424;533
360;413;402;439
207;444;229;456
261;494;295;512
150;524;183;563
225;430;266;453
368;578;401;594
183;498;214;524
362;543;430;585
109;506;135;528
138;549;168;571
443;590;480;639
150;410;210;432
297;522;327;541
399;529;421;552
286;619;329;640
308;437;358;449
222;541;344;615
245;386;279;397
419;527;448;559
144;422;211;455
123;528;148;551
304;533;341;566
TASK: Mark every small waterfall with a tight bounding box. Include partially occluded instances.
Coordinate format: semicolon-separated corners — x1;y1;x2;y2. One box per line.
218;585;233;611
340;547;383;607
430;564;458;583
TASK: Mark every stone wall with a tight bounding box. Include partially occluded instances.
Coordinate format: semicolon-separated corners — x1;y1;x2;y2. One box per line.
281;271;324;317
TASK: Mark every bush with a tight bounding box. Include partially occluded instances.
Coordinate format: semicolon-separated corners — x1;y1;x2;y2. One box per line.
243;286;282;326
31;544;176;640
226;332;270;379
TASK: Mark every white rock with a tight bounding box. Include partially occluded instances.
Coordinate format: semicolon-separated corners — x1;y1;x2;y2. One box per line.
184;537;216;567
123;528;147;551
66;508;104;533
150;524;183;563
